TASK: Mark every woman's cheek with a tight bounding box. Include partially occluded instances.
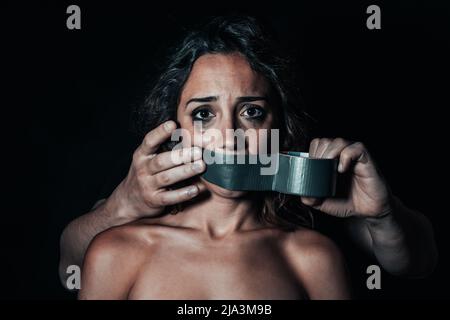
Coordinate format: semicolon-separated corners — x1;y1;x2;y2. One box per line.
243;118;275;155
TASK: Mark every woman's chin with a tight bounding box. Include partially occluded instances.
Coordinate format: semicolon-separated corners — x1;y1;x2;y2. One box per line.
200;177;248;198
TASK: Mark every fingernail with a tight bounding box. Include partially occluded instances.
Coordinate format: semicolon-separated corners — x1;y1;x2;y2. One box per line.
192;160;204;172
338;163;343;172
164;121;175;132
187;185;198;196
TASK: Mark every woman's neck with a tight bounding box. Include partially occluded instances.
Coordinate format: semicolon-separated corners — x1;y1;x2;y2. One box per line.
173;191;264;239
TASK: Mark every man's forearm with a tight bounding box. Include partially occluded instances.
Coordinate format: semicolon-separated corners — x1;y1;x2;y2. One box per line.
364;195;438;278
58;194;133;288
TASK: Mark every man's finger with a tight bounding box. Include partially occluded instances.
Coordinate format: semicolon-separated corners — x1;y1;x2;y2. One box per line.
148;146;203;174
138;120;177;155
153;159;206;188
315;138;333;158
338;142;371;173
153;182;207;206
309;138;320;157
321;138;352;159
301;196;323;207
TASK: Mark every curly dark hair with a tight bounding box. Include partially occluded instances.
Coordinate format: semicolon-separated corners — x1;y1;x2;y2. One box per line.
133;15;313;230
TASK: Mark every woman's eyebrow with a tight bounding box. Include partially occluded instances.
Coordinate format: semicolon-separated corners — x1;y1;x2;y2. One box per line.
237;96;268;103
185;96;218;107
185;95;268;107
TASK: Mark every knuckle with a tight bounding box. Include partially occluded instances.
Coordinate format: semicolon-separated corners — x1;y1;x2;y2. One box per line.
334;137;347;145
153;156;165;170
142;190;152;203
135;163;147;178
146;186;160;199
157;172;171;185
339;151;350;160
144;136;157;150
159;194;169;206
321;137;332;144
132;150;141;163
353;141;366;150
146;193;160;207
150;156;164;171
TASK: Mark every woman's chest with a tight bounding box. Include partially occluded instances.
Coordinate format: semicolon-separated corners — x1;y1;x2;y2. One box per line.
127;242;306;299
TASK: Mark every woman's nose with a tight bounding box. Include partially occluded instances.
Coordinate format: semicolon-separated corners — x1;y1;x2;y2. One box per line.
217;114;250;153
216;114;235;151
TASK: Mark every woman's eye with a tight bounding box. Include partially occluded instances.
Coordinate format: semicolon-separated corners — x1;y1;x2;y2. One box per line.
240;106;266;119
192;108;215;121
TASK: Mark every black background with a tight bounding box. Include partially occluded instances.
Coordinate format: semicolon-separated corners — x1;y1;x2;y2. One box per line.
2;0;449;299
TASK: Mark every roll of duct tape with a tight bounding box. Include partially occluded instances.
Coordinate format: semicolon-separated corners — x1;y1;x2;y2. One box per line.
200;150;338;197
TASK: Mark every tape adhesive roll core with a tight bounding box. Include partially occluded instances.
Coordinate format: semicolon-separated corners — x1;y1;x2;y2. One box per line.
200;149;338;197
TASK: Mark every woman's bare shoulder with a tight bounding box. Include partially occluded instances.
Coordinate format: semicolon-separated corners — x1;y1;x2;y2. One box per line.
283;226;336;248
281;227;343;266
79;220;168;299
278;227;351;299
87;219;169;256
85;214;192;264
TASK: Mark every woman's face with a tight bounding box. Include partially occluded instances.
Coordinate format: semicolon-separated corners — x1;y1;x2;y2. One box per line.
177;53;276;197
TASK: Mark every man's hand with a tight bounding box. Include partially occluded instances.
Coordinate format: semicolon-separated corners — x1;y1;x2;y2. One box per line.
59;120;208;288
300;138;438;278
109;120;207;221
301;138;392;218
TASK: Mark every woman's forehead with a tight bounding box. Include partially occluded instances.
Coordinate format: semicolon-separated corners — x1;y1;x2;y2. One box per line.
181;53;270;99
